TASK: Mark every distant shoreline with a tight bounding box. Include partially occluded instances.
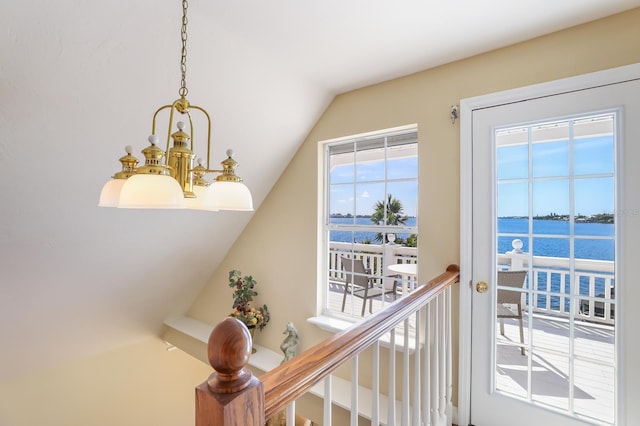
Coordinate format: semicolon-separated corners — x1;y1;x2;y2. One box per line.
499;213;613;224
330;214;417;219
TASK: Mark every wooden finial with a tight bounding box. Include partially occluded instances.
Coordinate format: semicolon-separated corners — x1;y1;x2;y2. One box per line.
206;317;254;394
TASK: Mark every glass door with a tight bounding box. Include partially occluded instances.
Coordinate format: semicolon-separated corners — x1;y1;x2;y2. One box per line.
468;75;640;426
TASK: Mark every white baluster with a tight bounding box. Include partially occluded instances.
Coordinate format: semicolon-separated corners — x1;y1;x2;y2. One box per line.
431;298;439;426
422;304;431;426
402;318;410;425
445;288;453;425
372;341;380;426
438;294;447;425
412;310;421;426
286;401;295;426
351;356;359;425
324;376;332;426
388;329;396;426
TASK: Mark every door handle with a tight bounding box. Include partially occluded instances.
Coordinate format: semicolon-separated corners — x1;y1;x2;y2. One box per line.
476;281;489;293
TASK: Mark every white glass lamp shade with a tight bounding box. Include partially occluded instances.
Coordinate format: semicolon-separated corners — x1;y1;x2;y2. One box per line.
117;174;186;209
185;185;219;211
202;181;253;211
98;179;127;207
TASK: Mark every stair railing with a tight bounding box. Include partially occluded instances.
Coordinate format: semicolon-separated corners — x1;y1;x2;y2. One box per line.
196;264;460;425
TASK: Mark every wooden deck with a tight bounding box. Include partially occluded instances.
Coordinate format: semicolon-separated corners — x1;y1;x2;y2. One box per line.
328;284;614;424
497;314;614;424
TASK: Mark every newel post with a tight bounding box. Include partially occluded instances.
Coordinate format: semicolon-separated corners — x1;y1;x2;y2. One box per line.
196;318;264;426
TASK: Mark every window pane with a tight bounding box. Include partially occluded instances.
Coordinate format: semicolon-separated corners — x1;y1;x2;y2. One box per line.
497;144;528;180
329;184;355;220
497;181;528;220
387;181;418;219
329;143;354;184
533;179;569;229
532;121;569;178
329;230;355;243
575;238;614;261
355;182;384;218
532;141;569;178
387;148;418;180
533;237;569;258
575;177;614;221
574;115;614;176
575;136;614;175
355;149;385;181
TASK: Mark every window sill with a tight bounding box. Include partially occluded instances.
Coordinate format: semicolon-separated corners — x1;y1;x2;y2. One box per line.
163;315;282;373
307;315;418;353
307;315;354;333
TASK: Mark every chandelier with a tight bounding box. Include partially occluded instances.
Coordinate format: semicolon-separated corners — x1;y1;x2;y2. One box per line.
99;0;253;211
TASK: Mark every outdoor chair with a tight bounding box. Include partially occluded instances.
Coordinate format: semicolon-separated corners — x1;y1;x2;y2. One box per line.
340;256;398;316
497;270;527;355
580;287;615;319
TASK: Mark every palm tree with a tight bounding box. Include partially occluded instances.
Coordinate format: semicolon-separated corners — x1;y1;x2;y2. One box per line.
370;194;409;243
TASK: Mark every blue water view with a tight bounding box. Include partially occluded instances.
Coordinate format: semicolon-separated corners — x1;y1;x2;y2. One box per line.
497;218;614;261
331;217;614;261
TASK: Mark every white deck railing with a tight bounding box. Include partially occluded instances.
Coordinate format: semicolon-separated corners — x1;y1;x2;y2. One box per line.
498;241;615;325
328;240;614;326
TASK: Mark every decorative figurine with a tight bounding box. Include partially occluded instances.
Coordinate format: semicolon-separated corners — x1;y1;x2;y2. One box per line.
280;322;299;364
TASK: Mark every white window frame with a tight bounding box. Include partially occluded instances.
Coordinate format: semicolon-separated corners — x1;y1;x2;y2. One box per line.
316;125;419;323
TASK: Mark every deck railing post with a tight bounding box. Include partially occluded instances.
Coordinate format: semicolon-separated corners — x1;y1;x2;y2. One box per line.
196;318;264;426
384;237;397;292
505;238;526;271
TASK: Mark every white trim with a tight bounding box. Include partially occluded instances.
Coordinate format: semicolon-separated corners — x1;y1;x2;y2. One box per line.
458;62;640;426
318;123;418;146
457;96;473;426
460;63;640;113
614;103;626;426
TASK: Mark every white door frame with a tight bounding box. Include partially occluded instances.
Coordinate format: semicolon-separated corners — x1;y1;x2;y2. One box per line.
458;62;640;426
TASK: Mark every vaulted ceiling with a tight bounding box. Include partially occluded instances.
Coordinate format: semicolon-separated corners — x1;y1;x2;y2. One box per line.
1;0;638;382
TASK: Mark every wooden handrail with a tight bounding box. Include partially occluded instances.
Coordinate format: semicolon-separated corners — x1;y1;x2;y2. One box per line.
260;264;460;420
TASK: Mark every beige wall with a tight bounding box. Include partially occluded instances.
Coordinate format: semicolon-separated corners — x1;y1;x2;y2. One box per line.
0;338;211;426
188;6;640;411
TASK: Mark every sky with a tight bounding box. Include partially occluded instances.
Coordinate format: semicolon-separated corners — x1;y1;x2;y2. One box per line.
329;157;418;217
496;135;614;217
327;133;614;219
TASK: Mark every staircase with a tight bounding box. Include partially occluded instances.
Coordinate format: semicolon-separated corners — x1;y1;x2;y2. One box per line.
195;265;460;426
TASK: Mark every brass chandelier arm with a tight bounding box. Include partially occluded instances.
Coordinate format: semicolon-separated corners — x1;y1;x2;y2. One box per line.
151;100;200;162
189;105;212;169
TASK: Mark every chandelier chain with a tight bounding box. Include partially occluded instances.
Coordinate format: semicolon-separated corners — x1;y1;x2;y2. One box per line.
179;0;189;97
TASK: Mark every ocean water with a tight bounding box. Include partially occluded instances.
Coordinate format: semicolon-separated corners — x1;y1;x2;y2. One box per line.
497;218;614;261
330;217;614;261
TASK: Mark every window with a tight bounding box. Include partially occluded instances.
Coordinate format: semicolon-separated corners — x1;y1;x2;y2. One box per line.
321;126;418;319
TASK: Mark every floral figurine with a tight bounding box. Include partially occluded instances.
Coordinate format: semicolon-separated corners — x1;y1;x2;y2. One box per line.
228;269;270;332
